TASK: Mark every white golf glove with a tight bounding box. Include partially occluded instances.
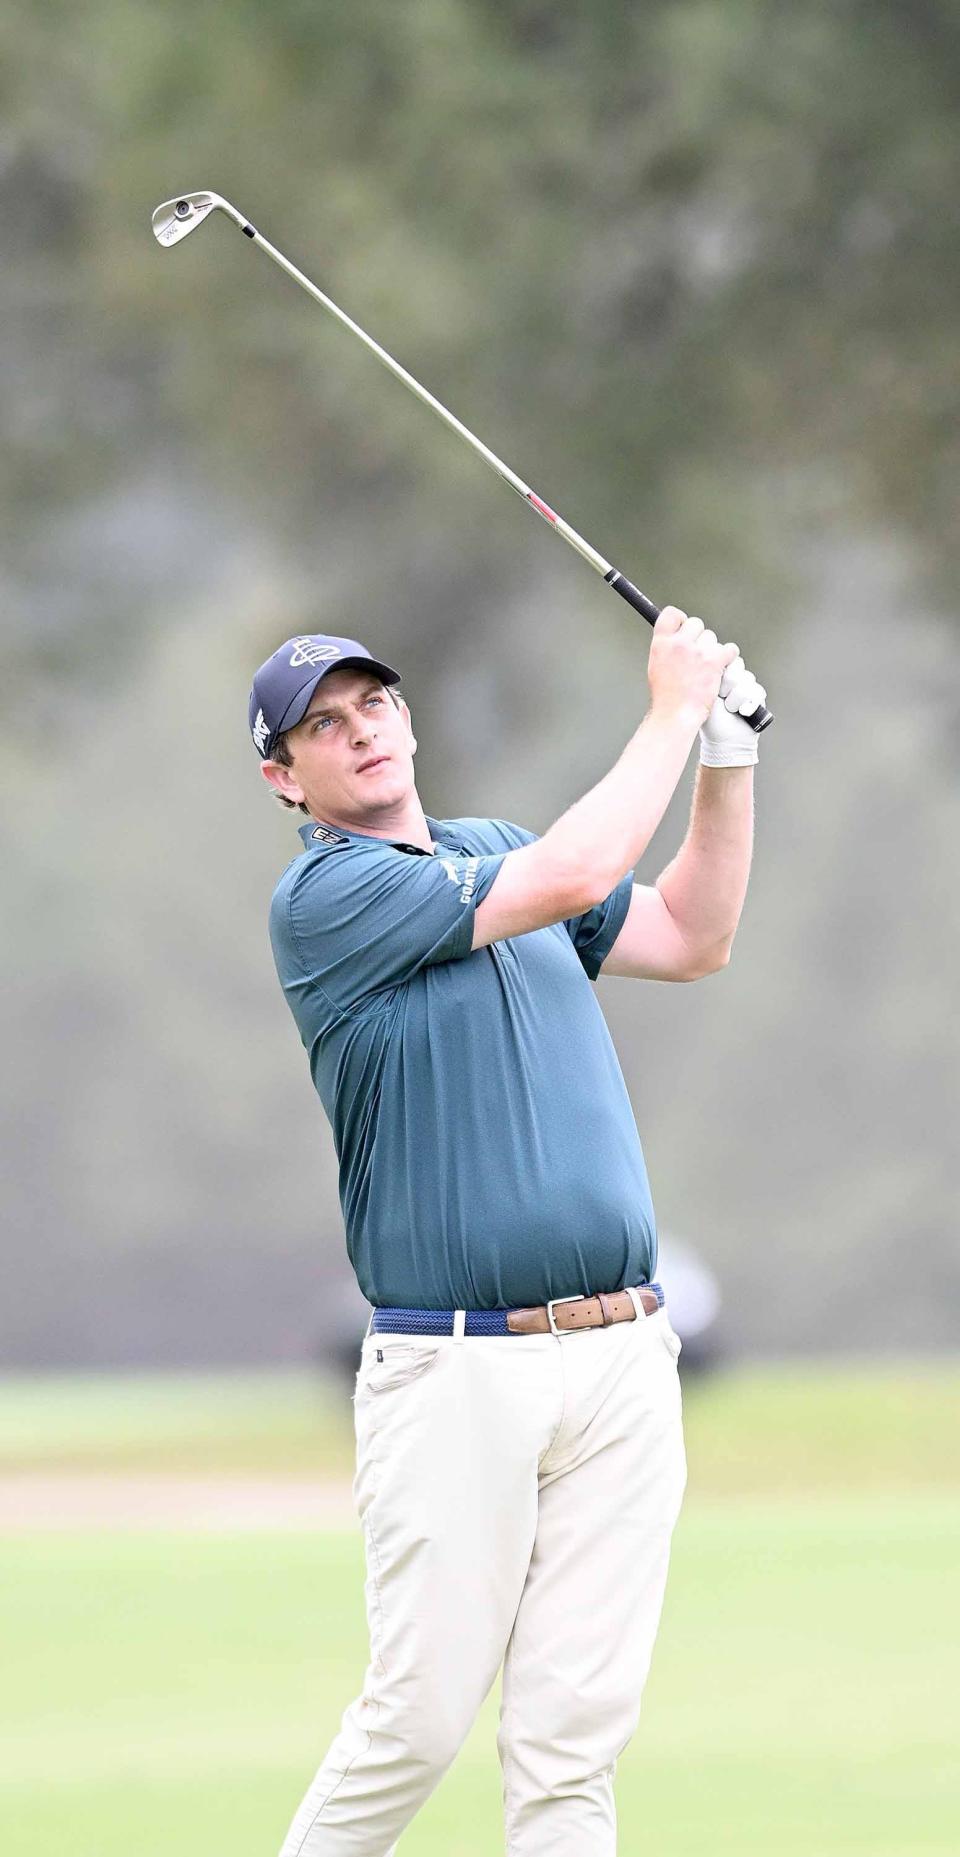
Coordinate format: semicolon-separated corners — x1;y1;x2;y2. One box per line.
699;655;767;767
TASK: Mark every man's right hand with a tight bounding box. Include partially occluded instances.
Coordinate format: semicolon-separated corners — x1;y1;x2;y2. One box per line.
647;607;740;730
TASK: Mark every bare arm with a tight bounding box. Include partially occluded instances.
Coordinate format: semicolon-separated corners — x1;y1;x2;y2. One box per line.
657;764;754;967
601;764;755;979
472;608;738;951
472;709;701;947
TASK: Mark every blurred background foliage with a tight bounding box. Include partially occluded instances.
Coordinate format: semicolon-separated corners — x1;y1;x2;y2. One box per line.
2;0;958;1363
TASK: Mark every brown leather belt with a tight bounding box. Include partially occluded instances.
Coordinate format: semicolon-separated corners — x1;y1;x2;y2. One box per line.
505;1285;661;1336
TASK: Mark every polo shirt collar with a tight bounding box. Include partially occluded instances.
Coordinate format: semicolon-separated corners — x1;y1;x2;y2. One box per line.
298;816;464;856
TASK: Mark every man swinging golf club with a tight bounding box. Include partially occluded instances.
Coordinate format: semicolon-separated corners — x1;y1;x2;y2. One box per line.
151;182;766;1854
251;607;764;1856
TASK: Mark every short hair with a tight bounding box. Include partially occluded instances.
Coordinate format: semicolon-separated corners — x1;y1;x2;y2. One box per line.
268;684;403;815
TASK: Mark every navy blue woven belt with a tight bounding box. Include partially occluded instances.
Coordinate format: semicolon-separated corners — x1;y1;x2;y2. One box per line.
370;1283;664;1337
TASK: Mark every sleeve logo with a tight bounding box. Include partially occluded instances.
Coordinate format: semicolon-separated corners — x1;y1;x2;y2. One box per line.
458;857;479;903
438;855;479;902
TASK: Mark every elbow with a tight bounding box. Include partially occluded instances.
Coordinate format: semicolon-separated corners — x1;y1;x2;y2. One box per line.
686;939;733;980
561;855;626;918
538;842;624;918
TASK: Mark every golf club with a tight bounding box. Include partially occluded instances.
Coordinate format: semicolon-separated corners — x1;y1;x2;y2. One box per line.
152;190;772;733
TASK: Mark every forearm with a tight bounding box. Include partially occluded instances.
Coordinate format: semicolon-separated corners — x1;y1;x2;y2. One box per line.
656;764;754;962
475;610;744;944
541;706;701;900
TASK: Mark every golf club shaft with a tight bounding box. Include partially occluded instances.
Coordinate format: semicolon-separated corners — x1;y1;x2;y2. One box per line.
240;212;772;732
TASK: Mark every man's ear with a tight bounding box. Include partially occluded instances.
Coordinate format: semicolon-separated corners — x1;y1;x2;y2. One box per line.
261;759;306;805
397;695;417;756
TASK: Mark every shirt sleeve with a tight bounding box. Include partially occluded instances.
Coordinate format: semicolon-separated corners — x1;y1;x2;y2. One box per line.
565;873;634;981
275;842;507;1015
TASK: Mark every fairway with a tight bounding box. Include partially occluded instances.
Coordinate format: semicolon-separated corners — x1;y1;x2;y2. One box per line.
2;1368;958;1856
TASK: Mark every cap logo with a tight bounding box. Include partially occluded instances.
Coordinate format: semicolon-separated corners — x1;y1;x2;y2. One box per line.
252;708;270;755
288;638;343;669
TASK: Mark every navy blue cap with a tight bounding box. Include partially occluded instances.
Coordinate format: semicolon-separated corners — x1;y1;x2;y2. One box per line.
248;634;401;759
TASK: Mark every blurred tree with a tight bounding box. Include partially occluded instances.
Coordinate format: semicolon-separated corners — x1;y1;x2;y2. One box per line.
2;0;958;685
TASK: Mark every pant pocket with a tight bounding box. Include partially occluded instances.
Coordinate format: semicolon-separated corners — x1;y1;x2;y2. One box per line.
358;1342;444;1395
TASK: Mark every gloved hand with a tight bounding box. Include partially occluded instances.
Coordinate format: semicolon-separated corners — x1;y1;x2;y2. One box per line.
699;654;767;767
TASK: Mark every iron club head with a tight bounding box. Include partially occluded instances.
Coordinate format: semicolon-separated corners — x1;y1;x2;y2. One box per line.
151;191;247;247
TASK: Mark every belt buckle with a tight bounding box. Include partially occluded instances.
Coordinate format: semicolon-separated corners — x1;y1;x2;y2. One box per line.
546;1293;585;1336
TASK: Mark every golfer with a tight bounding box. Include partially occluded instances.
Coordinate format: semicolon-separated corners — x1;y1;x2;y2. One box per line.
250;609;763;1856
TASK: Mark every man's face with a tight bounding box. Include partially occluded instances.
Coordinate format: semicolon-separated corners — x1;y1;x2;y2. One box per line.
262;668;417;828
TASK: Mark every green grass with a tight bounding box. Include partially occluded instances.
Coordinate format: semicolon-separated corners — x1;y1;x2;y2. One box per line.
2;1505;957;1856
1;1366;958;1855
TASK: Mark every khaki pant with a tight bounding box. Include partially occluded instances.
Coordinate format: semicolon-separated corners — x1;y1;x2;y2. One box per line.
280;1303;687;1856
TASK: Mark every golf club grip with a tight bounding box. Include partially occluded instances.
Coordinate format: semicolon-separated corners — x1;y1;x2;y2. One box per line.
606;572;773;734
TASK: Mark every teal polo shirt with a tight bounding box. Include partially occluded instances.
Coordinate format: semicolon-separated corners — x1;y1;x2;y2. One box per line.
269;815;657;1309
